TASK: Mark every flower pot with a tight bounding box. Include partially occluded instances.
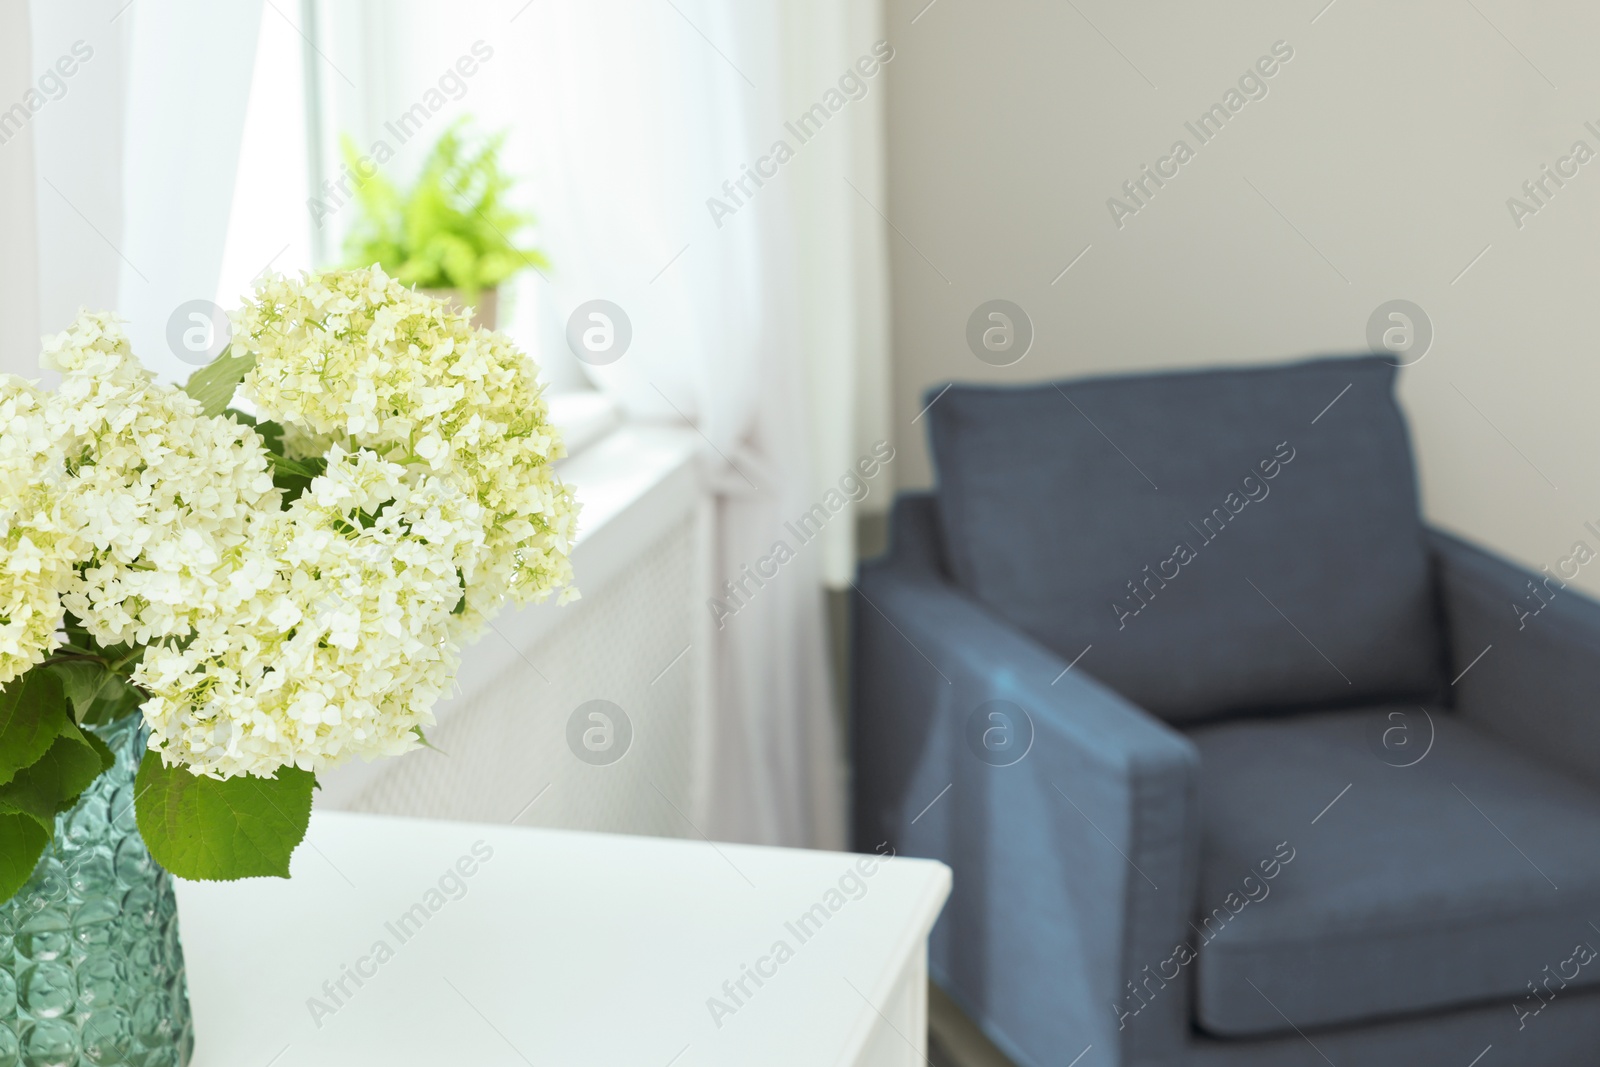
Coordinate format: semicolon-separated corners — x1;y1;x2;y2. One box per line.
421;287;498;331
1;715;194;1066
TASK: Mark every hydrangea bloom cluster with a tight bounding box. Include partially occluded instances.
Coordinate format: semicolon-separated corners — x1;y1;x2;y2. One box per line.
0;377;77;685
137;448;486;777
2;274;577;780
42;313;281;651
0;313;281;686
233;267;579;627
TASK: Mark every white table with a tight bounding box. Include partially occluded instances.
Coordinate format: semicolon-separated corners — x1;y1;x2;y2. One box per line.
175;812;950;1066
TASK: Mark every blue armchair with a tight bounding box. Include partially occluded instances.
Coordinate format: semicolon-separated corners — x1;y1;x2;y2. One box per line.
853;357;1600;1066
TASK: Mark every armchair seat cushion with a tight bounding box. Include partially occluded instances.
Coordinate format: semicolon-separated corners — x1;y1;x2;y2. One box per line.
1188;706;1600;1037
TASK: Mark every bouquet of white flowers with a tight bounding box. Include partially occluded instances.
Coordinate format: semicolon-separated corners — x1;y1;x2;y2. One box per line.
0;267;577;896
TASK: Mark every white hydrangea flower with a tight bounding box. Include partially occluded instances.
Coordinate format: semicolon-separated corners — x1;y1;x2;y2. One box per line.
134;448;484;777
40;313;281;650
16;277;576;781
233;266;580;629
0;376;80;684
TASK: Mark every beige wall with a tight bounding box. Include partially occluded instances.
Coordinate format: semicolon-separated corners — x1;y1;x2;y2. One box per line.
881;0;1600;594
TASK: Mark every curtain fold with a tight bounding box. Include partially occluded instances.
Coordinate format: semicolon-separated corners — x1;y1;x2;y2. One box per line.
114;0;262;379
20;0;128;375
780;0;895;589
15;0;261;382
0;0;40;378
495;0;893;847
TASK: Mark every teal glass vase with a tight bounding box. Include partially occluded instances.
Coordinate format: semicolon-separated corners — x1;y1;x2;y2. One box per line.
0;715;194;1067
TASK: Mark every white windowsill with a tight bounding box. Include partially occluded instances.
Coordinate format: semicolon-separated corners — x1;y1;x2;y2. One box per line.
546;389;622;457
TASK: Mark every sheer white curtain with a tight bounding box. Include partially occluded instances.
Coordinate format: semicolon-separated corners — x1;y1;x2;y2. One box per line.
424;0;892;848
518;2;902;851
777;2;896;590
8;0;261;382
510;0;878;848
0;0;40;377
114;0;261;377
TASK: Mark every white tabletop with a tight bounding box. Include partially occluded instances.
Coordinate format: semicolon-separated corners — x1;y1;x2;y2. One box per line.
175;811;950;1066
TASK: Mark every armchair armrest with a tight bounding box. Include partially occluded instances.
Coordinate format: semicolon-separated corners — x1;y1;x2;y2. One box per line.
852;495;1199;1067
1431;528;1600;790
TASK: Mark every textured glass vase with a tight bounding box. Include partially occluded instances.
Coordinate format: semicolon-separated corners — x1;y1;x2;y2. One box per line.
0;715;194;1067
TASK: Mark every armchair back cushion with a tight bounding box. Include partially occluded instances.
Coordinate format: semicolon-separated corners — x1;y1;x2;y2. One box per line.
926;356;1444;722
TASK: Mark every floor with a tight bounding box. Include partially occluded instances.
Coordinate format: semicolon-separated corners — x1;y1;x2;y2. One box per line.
928;983;1017;1067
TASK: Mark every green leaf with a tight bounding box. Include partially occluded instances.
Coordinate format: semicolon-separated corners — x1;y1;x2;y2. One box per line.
46;661;116;722
182;346;257;418
0;812;49;902
339;117;545;293
270;451;325;505
411;724;447;755
249;418;287;457
82;730;115;773
43;659;145;727
0;728;114;825
269;453;319;479
80;676;144;727
0;670;73;787
135;753;315;881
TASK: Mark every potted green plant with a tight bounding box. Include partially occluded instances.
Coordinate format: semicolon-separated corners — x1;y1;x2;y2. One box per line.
341;118;548;329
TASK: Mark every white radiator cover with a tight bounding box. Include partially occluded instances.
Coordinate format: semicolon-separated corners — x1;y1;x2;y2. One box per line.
319;424;710;839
